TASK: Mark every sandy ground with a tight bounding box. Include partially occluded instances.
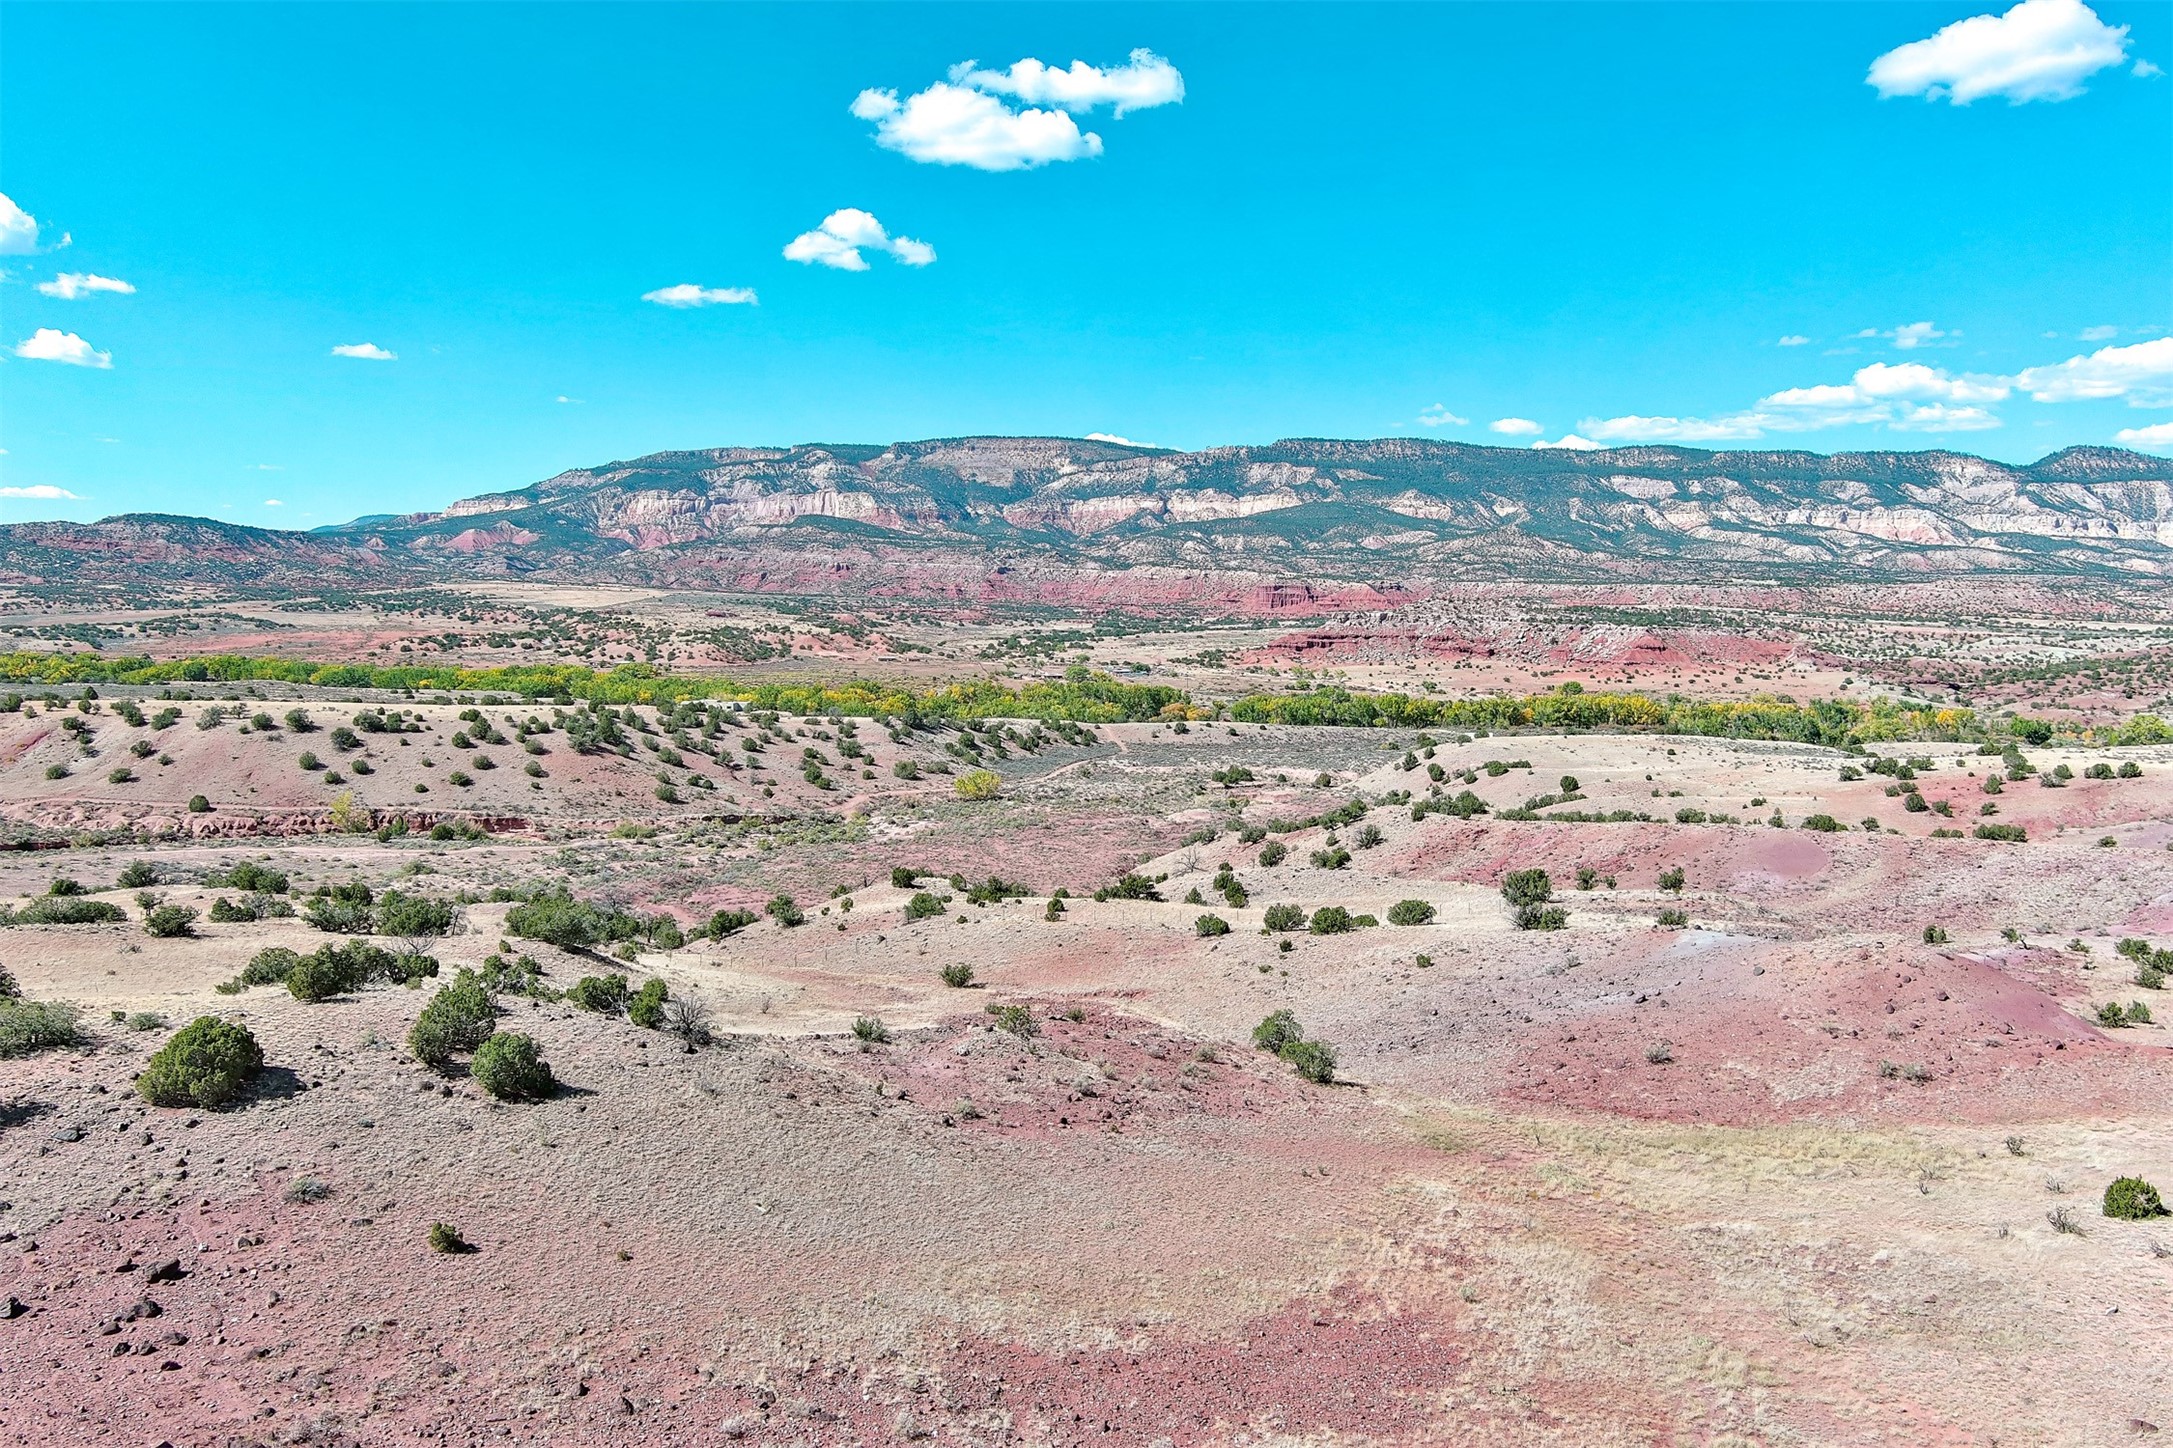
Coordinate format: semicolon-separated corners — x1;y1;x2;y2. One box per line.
4;720;2173;1445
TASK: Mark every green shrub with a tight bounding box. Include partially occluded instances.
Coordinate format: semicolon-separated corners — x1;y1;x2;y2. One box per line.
890;866;919;889
287;949;364;1002
704;907;758;939
117;861;159;889
470;1032;555;1100
187;795;212;812
1501;869;1553;909
137;1017;264;1108
766;893;805;927
1257;841;1288;866
220;946;301;994
940;961;975;988
1095;873;1162;902
1656;907;1689;928
1252;1010;1304;1053
376;890;455;939
905;890;948;922
1387;899;1436;926
986;1002;1036;1038
1975;823;2028;843
1262;903;1307;932
1195;913;1231;937
0;998;83;1057
954;768;1002;800
1309;846;1351;871
409;970;499;1070
566;974;631;1015
1800;813;1842;832
1515;904;1569;931
8;896;126;926
1923;924;1950;944
428;1221;476;1254
1308;906;1355;935
2103;1176;2167;1220
852;1015;892;1043
1657;867;1685;893
627;977;669;1029
206;860;288;893
143;904;199;938
1281;1038;1337;1084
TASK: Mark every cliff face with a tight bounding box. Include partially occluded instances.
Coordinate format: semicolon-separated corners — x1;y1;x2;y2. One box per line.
9;439;2172;596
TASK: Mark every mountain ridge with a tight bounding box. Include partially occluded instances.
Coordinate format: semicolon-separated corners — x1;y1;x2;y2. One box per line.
6;437;2170;597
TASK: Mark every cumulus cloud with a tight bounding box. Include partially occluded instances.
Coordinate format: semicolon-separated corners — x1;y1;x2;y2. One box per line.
2014;336;2173;404
1086;432;1163;448
851;84;1100;170
642;283;757;308
783;209;935;271
853;48;1181;170
0;484;79;500
1579;413;1771;443
15;328;110;368
1760;362;2010;422
331;342;396;360
37;273;134;300
1531;434;1603;451
1417;404;1468;428
1777;334;1810;347
1488;417;1542;436
2113;420;2173;449
952;49;1184;116
0;193;41;255
1868;0;2132;104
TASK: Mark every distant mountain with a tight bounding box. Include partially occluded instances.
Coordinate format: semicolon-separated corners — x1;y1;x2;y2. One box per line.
6;438;2171;600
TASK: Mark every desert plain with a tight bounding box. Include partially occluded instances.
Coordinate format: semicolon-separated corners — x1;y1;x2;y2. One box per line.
0;580;2169;1448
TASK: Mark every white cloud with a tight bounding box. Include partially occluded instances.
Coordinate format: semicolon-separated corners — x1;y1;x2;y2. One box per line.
263;499;284;507
14;328;110;368
642;283;758;308
555;395;582;405
1531;434;1603;451
0;193;40;255
1086;432;1162;448
2014;336;2173;404
1759;362;2010;429
1857;320;1952;349
1417;404;1468;428
251;464;282;471
1889;403;2003;431
950;49;1184;116
37;272;134;300
1868;0;2131;104
852;49;1180;171
1488;417;1542;436
331;342;396;360
2113;420;2173;449
1579;412;1772;442
1777;334;1810;347
2078;324;2120;341
0;484;79;499
783;209;935;271
2138;58;2165;78
852;84;1100;170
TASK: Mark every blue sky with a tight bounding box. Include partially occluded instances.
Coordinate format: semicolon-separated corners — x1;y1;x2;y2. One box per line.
3;1;2169;526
